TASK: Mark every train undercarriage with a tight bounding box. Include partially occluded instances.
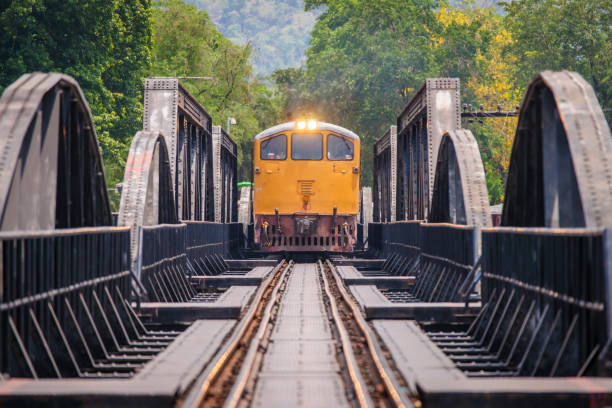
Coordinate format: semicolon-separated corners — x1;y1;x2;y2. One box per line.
254;213;358;252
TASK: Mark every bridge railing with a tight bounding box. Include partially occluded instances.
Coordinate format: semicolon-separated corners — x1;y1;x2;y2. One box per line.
225;222;244;255
0;219;245;379
367;222;383;253
479;227;610;376
378;221;422;276
137;222;244;296
368;220;421;257
411;223;478;302
185;221;235;275
370;221;478;301
138;224;195;302
0;227;141;378
420;223;477;266
383;220;421;255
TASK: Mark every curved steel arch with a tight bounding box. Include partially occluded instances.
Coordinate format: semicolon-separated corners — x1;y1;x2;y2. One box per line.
0;72;111;230
502;71;612;227
118;130;177;235
429;129;491;226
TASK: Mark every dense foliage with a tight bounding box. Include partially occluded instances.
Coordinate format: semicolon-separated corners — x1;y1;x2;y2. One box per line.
275;0;610;203
0;0;608;207
151;0;282;180
274;0;517;200
0;0;152;207
504;0;611;118
184;0;319;75
0;0;281;209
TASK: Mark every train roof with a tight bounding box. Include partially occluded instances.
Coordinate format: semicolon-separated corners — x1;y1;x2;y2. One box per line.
253;121;360;141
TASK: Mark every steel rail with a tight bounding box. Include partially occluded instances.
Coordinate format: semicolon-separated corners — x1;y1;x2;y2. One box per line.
325;259;414;408
318;260;374;408
180;260;289;407
222;261;292;407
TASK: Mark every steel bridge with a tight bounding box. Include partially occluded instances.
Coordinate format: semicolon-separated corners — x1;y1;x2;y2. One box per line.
0;70;611;408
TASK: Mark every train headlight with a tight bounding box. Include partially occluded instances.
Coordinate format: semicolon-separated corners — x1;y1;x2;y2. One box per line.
307;119;317;129
297;121;306;129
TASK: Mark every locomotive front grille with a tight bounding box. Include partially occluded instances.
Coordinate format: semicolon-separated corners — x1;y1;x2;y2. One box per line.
298;180;314;196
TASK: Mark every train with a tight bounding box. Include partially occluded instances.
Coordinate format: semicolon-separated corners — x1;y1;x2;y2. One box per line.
252;119;361;252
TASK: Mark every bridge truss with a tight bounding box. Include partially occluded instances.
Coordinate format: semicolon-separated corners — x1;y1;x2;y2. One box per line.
0;68;611;407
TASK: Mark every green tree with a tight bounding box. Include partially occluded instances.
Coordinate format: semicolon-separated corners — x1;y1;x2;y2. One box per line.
293;0;440;186
504;0;611;121
0;0;152;209
151;0;282;180
282;1;524;203
431;6;520;203
102;0;153;205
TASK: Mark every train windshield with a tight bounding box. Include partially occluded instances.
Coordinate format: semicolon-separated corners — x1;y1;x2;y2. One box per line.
327;134;354;160
260;134;287;160
291;133;323;160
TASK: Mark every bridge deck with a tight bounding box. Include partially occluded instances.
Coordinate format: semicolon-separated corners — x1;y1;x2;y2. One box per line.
1;70;612;407
252;263;350;407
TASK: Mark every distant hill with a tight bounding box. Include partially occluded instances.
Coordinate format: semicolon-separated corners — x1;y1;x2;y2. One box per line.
185;0;502;76
185;0;319;76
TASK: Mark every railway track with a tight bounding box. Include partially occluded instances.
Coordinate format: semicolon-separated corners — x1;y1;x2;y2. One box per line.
181;259;412;408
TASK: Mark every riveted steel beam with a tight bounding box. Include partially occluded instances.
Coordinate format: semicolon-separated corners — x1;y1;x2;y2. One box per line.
429;129;491;227
0;73;111;230
212;126;238;223
502;71;612;228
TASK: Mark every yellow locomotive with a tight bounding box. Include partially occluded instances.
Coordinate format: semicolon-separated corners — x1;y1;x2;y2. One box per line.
253;120;361;252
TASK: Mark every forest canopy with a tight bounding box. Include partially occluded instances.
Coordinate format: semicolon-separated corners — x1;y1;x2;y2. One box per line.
0;0;608;207
0;0;282;208
276;0;610;203
150;0;282;184
0;0;153;208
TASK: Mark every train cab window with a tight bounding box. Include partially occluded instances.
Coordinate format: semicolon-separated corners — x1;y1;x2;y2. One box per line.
291;133;323;160
260;134;287;160
327;134;354;160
